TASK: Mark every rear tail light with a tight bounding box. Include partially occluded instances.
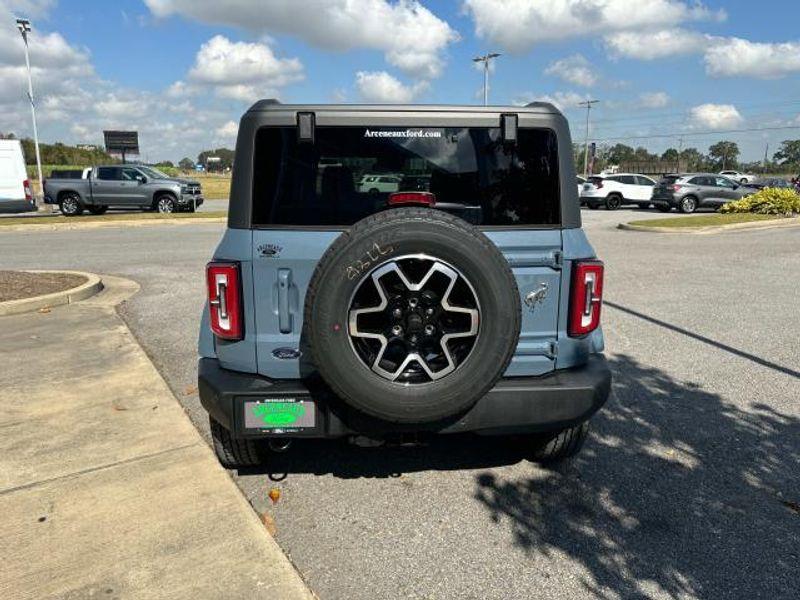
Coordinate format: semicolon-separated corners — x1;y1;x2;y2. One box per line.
568;260;604;337
23;179;33;201
671;184;682;192
206;262;243;340
388;191;436;206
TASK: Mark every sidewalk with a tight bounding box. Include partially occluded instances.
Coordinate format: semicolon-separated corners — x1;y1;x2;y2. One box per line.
0;276;314;599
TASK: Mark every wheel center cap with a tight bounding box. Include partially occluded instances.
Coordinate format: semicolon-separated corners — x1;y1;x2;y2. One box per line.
406;312;423;333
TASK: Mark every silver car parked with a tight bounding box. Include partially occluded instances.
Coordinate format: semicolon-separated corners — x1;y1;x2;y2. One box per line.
651;173;757;213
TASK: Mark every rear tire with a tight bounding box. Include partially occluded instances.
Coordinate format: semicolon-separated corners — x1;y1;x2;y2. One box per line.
605;194;622;210
210;417;261;469
59;193;83;216
656;204;672;212
526;421;590;463
587;203;599;210
636;202;650;209
679;196;698;214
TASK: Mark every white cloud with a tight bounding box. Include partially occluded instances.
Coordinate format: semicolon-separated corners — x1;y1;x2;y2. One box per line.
605;29;711;60
0;0;56;17
331;87;348;103
638;92;670;109
690;104;743;129
605;29;800;80
186;35;303;102
144;0;458;79
355;71;427;103
463;0;724;51
216;120;239;139
166;80;194;98
704;38;800;79
513;91;589;111
545;54;597;87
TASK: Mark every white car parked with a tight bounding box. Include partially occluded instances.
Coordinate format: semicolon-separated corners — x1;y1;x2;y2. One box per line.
0;139;35;213
358;174;401;194
576;175;586;197
719;170;758;184
580;173;657;210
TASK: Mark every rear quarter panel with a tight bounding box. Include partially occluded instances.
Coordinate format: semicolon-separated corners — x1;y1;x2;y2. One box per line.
205;228;259;373
557;228;605;369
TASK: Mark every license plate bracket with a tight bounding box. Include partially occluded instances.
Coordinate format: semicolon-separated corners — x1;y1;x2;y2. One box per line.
241;397;317;434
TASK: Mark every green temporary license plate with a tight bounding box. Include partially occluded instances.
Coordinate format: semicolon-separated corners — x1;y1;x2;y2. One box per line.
243;398;315;431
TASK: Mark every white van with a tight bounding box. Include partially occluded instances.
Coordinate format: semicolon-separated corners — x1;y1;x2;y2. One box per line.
0;139;35;213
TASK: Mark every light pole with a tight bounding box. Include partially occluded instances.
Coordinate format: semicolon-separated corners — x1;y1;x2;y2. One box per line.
16;17;44;208
579;99;599;177
473;52;501;106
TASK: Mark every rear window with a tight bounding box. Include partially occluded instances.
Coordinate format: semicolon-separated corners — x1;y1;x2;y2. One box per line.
659;175;680;185
252;126;560;227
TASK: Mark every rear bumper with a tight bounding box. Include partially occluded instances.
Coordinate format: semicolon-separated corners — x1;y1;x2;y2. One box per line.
0;198;37;212
198;355;611;439
651;193;678;206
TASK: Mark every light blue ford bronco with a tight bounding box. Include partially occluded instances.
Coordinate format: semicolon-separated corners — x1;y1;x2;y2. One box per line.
198;102;610;468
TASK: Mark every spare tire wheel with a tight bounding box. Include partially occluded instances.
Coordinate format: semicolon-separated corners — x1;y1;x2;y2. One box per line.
305;207;521;424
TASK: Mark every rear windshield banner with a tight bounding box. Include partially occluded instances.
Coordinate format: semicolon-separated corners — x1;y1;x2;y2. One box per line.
364;129;443;139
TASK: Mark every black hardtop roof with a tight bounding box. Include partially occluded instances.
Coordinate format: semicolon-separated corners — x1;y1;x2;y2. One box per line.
246;99;563;117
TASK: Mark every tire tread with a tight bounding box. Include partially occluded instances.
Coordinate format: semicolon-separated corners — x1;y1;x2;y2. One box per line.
210;417;261;468
529;421;589;462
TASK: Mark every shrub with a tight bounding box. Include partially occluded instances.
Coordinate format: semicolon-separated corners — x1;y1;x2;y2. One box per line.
720;187;800;215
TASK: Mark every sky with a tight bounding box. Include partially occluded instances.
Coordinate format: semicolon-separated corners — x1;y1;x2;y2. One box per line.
1;0;799;163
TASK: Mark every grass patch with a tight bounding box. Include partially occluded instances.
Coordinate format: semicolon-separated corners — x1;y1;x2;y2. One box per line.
192;175;231;200
0;211;227;227
629;213;786;229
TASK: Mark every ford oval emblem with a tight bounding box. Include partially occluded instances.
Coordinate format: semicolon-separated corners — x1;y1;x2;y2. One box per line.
272;347;302;360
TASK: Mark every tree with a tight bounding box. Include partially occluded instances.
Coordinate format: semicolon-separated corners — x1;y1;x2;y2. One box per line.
633;146;658;162
773;140;800;168
198;147;235;170
178;157;194;171
605;143;635;165
18;138;113;166
708;141;739;170
679;148;706;171
661;148;679;162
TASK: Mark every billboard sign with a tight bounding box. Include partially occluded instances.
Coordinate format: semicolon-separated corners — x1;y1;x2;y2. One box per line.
103;130;139;155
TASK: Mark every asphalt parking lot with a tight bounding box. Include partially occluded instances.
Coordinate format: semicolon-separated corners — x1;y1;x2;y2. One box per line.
1;208;797;600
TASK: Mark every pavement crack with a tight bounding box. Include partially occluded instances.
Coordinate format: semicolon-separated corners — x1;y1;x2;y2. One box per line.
0;441;202;496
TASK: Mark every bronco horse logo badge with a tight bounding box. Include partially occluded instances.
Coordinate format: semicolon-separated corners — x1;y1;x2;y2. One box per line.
524;282;549;311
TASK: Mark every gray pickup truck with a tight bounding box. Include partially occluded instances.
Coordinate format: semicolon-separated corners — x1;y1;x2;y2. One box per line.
44;165;204;216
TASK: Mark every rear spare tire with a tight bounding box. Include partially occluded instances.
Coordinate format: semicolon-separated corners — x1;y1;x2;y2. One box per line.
305;208;521;424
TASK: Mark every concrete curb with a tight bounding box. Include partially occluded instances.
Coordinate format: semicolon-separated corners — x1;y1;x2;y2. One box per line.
618;216;800;234
0;216;226;233
0;270;103;316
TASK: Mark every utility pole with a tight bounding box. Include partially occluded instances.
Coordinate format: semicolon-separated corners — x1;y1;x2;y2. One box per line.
16;17;44;209
579;100;599;177
763;142;769;173
472;53;501;106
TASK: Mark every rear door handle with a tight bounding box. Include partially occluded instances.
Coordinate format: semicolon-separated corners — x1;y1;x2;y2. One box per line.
278;268;292;334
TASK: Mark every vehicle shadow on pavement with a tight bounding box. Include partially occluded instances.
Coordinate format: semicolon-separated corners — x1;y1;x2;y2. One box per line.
245;434;529;480
473;354;800;600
